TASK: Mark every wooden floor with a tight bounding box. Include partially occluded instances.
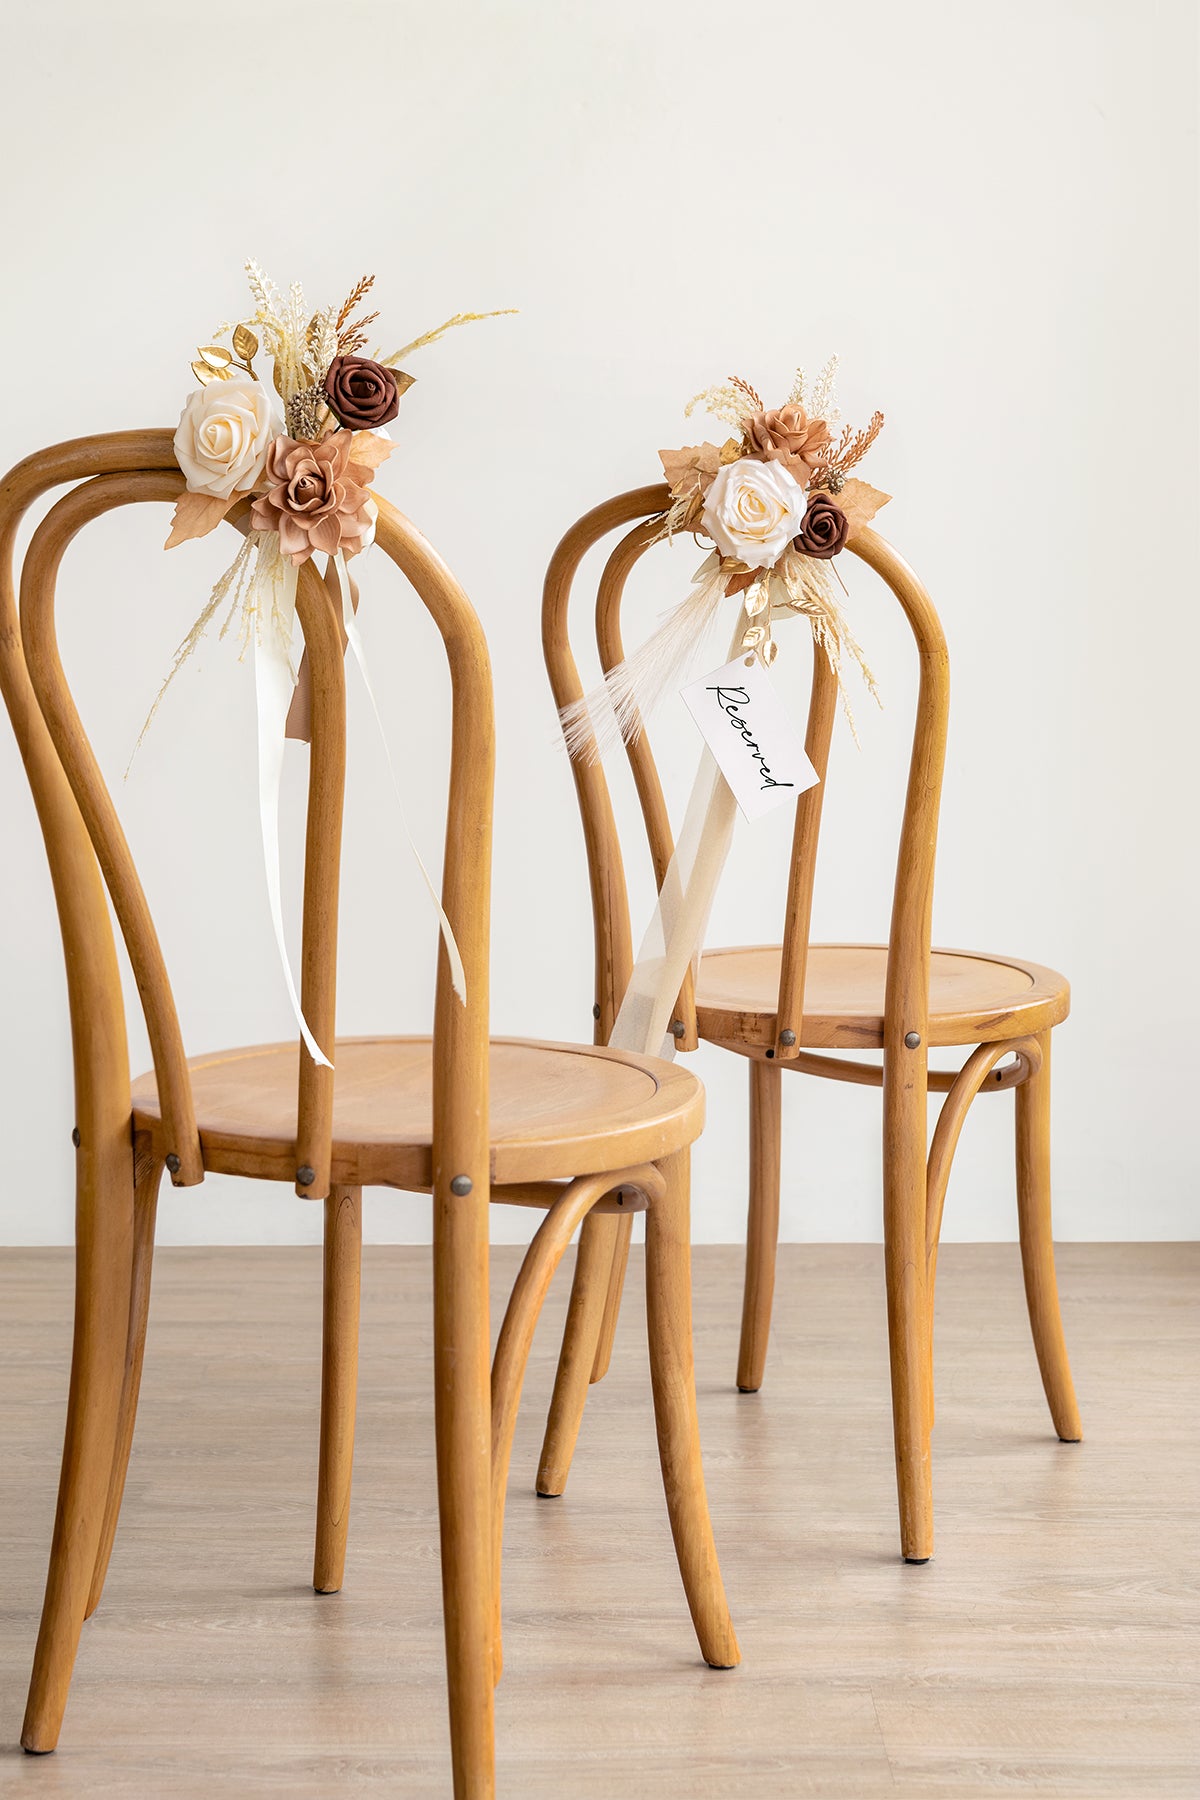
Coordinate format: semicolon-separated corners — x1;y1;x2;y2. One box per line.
0;1242;1196;1798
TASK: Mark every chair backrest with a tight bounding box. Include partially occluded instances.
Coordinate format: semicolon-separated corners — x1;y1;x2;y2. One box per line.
0;431;493;1202
542;483;950;1066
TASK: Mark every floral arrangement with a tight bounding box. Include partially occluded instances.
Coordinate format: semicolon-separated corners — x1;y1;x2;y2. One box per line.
562;357;885;758
143;264;511;1054
158;262;510;657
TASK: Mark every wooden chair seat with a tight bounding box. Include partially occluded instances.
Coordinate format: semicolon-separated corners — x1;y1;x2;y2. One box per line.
131;1035;705;1190
694;944;1070;1052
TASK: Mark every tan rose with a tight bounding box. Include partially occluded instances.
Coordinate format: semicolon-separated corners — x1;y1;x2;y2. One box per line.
745;404;831;481
250;432;375;565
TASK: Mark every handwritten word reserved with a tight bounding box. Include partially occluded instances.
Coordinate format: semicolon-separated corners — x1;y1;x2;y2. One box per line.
706;687;795;793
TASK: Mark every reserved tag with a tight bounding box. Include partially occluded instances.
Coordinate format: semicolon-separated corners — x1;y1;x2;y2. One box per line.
681;655;819;822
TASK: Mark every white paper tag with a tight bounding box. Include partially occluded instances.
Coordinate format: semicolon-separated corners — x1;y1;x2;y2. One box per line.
681;654;819;822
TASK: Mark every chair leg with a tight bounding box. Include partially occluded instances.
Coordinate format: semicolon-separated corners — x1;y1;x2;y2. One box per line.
645;1149;740;1669
314;1185;363;1593
737;1057;782;1393
882;1054;934;1564
1015;1031;1082;1442
590;1209;633;1382
433;1181;495;1800
491;1173;657;1684
535;1210;613;1497
86;1142;163;1619
22;1134;135;1753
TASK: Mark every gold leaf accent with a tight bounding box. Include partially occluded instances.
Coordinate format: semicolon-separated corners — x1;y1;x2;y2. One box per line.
191;359;227;386
719;436;745;465
741;623;767;651
197;344;232;369
743;581;770;618
272;361;284;396
232;324;259;360
392;370;416;397
762;636;779;667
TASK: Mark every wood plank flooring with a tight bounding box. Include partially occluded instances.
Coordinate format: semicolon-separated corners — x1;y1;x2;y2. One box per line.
0;1242;1196;1797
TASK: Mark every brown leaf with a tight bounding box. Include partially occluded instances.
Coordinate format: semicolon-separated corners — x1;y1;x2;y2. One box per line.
725;568;757;599
659;442;723;500
837;478;891;534
348;431;395;472
392;370;416;398
164;489;235;549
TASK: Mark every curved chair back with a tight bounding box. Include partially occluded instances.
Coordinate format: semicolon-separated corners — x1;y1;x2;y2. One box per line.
0;431;493;1203
542;484;950;1067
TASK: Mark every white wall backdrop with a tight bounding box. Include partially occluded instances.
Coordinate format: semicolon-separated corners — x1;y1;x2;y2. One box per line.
0;0;1196;1247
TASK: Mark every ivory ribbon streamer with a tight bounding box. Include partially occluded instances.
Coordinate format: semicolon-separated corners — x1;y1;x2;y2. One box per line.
253;556;333;1068
608;618;747;1059
332;552;467;1001
609;748;736;1058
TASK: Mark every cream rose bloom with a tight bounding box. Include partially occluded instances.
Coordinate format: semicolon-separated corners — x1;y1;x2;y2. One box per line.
701;457;808;569
174;378;281;499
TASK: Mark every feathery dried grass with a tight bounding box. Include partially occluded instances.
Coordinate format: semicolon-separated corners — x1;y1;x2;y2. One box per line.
381;308;518;366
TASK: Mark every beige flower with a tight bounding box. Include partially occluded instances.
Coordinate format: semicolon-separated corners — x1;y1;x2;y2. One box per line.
701;457;807;569
250;432;375;565
174;379;280;498
745;404;830;481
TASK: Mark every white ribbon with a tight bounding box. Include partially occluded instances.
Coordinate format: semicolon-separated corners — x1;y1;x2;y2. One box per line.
253;551;333;1067
609;750;736;1057
332;552;466;1001
608;617;747;1059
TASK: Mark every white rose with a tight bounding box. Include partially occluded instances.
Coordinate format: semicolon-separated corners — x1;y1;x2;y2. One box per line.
701;457;808;569
173;378;281;499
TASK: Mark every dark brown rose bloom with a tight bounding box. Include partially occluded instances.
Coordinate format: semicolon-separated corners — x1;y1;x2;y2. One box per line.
250;432;375;564
745;404;831;479
323;354;400;429
794;493;850;560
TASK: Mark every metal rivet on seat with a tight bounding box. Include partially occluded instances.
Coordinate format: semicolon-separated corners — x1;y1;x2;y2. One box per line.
670;1020;686;1039
165;1153;181;1174
296;1164;316;1187
592;1003;601;1020
450;1174;473;1196
71;1127;81;1148
779;1029;796;1047
904;1032;921;1049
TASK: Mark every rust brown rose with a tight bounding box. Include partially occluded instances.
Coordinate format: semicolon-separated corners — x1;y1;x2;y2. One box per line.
745;404;831;479
250;432;375;564
323;354;400;430
794;492;850;560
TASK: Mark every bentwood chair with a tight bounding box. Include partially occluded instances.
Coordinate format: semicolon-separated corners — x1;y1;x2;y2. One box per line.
0;437;738;1800
537;484;1082;1567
